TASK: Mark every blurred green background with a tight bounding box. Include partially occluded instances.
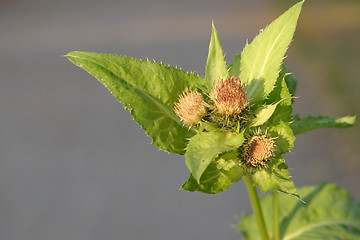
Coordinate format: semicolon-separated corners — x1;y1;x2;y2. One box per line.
1;0;359;239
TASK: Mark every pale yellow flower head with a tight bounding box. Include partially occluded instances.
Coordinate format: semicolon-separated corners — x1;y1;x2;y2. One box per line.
174;90;207;126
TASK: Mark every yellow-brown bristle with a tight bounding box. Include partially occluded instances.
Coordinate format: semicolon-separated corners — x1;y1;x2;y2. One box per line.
210;76;249;117
244;135;274;166
174;90;206;126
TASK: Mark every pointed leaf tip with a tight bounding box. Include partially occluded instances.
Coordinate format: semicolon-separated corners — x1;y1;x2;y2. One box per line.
65;51;205;154
205;23;228;90
239;1;304;104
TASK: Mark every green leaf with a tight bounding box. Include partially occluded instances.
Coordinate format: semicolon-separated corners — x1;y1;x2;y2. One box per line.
251;89;292;128
250;101;284;127
199;121;223;132
181;151;246;194
280;64;298;97
291;115;356;135
238;182;360;240
266;73;292;105
251;104;279;127
205;23;228;89
239;1;303;104
185;131;244;183
253;159;299;198
268;74;292;123
250;75;293;128
263;75;293;126
252;121;297;196
229;54;241;77
66;51;206;154
270;121;295;155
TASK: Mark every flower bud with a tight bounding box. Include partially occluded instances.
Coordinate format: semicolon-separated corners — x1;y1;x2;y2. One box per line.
243;135;274;168
174;90;207;126
210;76;249;117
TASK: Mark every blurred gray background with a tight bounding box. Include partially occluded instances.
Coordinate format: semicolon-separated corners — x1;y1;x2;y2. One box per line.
1;0;359;239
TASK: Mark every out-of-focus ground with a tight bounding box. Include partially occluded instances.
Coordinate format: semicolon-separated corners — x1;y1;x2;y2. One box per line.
0;0;359;239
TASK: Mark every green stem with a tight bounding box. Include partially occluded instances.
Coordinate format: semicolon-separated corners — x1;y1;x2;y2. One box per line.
243;174;269;240
273;190;280;240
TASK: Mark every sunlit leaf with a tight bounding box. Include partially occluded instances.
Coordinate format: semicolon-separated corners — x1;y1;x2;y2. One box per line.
181;151;246;194
291;115;356;135
253;159;299;198
229;54;241;77
280;64;298;97
205;23;228;89
270;121;295;155
66;51;205;154
263;75;293;127
250;101;282;127
252;121;297;197
239;1;303;104
238;183;360;240
185;131;244;183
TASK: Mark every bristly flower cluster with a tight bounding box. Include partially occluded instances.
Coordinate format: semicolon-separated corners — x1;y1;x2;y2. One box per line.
67;0;356;198
210;76;249;117
174;76;251;131
174;90;207;126
240;133;275;172
171;2;305;194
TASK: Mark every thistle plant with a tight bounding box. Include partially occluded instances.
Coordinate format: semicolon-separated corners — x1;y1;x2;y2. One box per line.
66;1;360;239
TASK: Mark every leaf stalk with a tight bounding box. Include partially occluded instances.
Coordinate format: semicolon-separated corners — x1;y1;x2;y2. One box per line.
273;190;280;240
244;174;270;240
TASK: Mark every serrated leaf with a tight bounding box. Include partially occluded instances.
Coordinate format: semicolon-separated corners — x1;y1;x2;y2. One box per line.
251;102;281;127
291;115;356;135
263;75;293;127
185;131;244;183
253;159;299;198
66;51;206;154
265;73;292;105
251;121;296;196
280;64;298;96
205;23;228;89
240;1;303;104
270;121;295;155
251;97;292;128
238;182;360;240
199;121;223;132
229;54;241;77
251;104;279;127
181;151;246;194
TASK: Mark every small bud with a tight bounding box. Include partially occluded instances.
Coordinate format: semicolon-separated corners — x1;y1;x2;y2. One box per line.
243;135;274;168
210;76;249;117
174;90;207;126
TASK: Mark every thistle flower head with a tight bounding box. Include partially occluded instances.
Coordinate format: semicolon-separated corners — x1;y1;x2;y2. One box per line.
210;76;249;117
174;89;207;126
242;135;274;169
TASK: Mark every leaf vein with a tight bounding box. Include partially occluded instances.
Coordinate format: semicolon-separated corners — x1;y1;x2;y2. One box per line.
256;26;286;80
71;54;184;128
283;221;360;240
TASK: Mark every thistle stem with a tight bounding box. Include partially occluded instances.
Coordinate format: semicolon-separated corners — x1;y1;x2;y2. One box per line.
243;174;269;240
273;190;280;240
